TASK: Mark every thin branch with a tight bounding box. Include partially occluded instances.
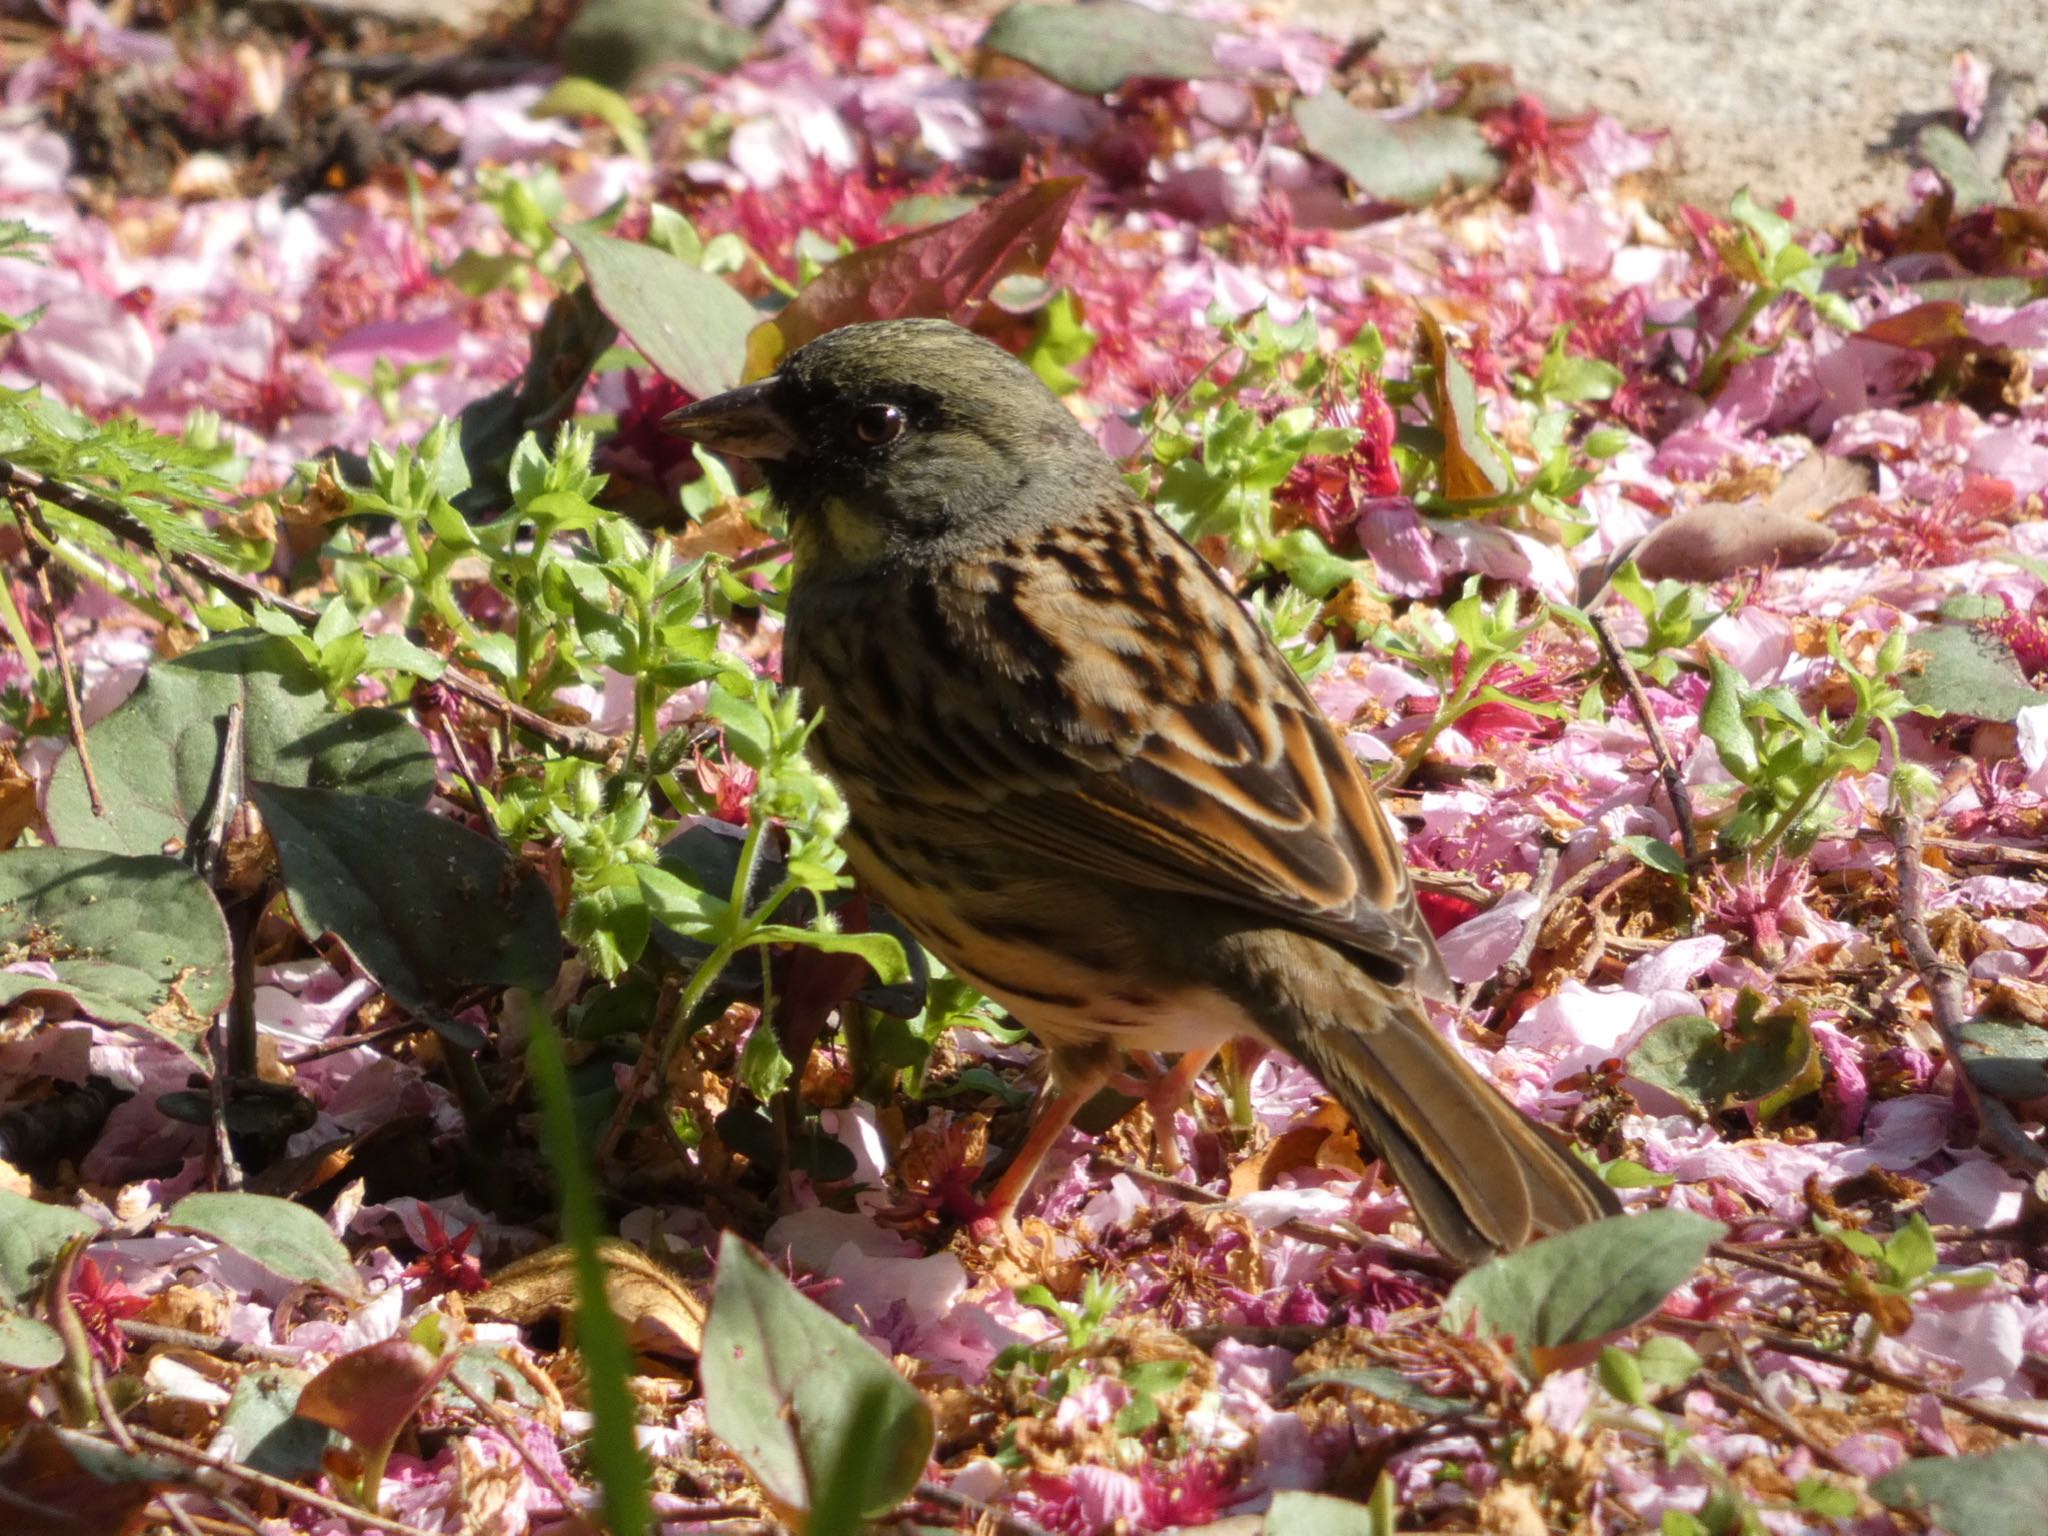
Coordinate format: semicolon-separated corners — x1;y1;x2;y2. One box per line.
9;489;103;814
1709;1240;1856;1303
0;456;622;764
1672;1317;2048;1440
1462;839;1562;1020
124;1427;446;1536
597;971;685;1161
1886;804;2048;1172
913;1481;1063;1536
1588;610;1699;863
118;1318;301;1365
443;1370;593;1534
1090;1153;1459;1279
1723;1329;1859;1476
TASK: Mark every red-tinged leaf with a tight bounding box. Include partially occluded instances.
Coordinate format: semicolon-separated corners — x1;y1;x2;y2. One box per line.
1414;311;1510;501
295;1338;450;1454
0;1424;172;1536
745;178;1085;378
1857;300;1969;352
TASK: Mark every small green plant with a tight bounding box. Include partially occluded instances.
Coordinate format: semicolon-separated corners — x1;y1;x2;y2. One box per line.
1694;188;1858;395
1371;579;1570;784
1697;626;1914;861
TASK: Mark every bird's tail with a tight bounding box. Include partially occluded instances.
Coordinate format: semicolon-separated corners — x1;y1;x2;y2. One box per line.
1276;983;1619;1266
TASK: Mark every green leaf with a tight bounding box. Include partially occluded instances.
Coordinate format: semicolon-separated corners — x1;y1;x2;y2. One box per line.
562;228;759;399
1916;123;2003;212
1627;996;1816;1118
0;847;231;1055
532;77;649;161
1443;1210;1723;1357
1264;1489;1391;1536
1293;92;1502;208
1874;1444;2048;1536
45;632;434;857
701;1234;935;1531
0;1190;99;1307
980;1;1219;96
0;1309;64;1371
167;1192;361;1297
1883;1213;1938;1289
1900;624;2048;722
1699;656;1761;782
251;784;562;1010
1596;1344;1644;1405
1617;834;1688;881
214;1368;336;1480
1636;1334;1704;1389
1955;1017;2048;1099
558;0;754;90
750;925;910;985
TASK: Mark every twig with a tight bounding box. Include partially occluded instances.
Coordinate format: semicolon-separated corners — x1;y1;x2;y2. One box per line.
1699;1375;1857;1477
1588;610;1699;863
1673;1318;2048;1440
9;489;103;815
0;456;621;764
1181;1322;1329;1350
1886;805;2048;1172
124;1427;446;1536
1709;1240;1856;1302
1090;1153;1459;1279
1461;840;1562;1019
597;971;685;1162
196;703;245;886
1722;1329;1859;1475
278;1015;429;1066
913;1481;1062;1536
118;1319;301;1365
443;1370;592;1533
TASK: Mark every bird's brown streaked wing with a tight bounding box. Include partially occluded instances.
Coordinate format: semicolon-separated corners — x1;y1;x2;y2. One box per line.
939;497;1450;994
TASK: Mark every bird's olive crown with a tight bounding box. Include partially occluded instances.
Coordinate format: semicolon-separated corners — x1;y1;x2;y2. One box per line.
762;319;1122;564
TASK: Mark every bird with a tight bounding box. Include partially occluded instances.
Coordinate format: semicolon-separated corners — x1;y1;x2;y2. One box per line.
665;317;1618;1264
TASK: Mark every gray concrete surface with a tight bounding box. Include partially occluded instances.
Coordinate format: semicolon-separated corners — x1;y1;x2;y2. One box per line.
1297;0;2046;224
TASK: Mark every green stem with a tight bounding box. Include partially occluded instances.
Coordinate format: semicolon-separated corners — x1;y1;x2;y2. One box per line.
1386;672;1486;789
0;570;41;679
1698;286;1777;396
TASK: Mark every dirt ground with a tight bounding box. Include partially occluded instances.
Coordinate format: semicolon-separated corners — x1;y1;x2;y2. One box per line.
1298;0;2046;225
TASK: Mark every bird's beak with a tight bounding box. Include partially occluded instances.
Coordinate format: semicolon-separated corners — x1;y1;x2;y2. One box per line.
662;378;799;462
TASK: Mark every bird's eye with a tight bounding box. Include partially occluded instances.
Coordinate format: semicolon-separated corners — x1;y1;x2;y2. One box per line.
852;403;906;446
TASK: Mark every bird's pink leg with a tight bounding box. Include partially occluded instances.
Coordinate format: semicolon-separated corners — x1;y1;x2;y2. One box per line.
1148;1045;1220;1175
971;1065;1111;1236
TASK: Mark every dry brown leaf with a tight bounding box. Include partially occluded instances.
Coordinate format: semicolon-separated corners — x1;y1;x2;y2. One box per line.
474;1238;706;1361
0;747;36;851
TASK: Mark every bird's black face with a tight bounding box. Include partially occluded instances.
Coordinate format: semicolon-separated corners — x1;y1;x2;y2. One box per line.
665;318;1111;574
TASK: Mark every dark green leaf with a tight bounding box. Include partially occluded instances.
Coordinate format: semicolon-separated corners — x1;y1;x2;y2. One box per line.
559;0;755;90
167;1192;360;1297
0;1310;63;1370
1956;1018;2048;1099
1627;997;1816;1117
215;1368;337;1480
701;1234;935;1528
1443;1209;1723;1355
1875;1444;2048;1536
46;633;433;857
1916;124;2003;212
1901;625;2048;722
563;228;758;400
0;1191;98;1308
251;784;562;1009
0;847;230;1055
981;1;1219;96
1293;92;1501;207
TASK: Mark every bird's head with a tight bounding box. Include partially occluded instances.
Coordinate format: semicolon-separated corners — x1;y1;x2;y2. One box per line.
665;318;1114;573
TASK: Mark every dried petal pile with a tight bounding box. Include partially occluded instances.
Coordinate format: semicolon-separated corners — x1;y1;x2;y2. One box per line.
2;2;2048;1534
